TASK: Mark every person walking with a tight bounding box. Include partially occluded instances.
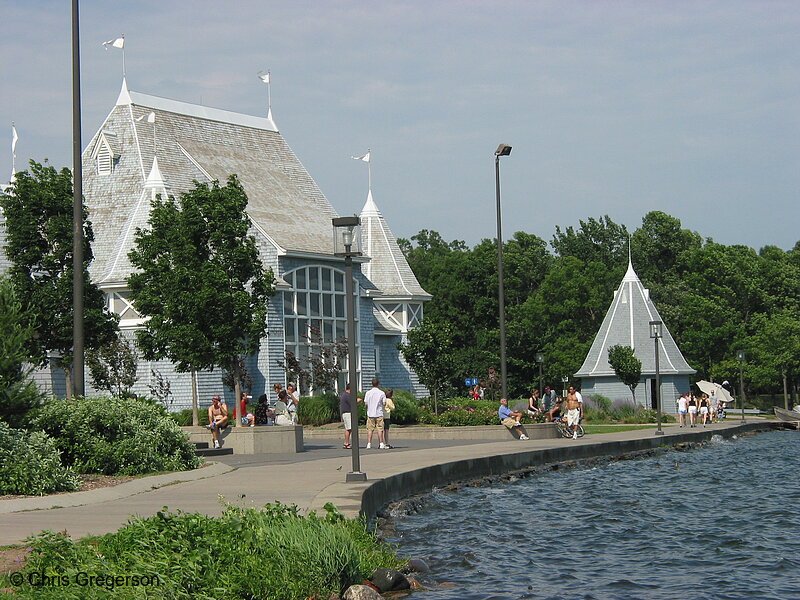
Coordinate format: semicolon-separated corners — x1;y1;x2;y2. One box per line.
688;394;698;427
339;383;361;449
676;393;688;427
364;378;388;449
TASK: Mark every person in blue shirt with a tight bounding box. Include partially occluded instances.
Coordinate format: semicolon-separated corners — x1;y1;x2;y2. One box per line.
498;397;530;440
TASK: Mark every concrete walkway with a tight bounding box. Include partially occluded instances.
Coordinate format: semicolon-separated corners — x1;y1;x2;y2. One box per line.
0;421;769;546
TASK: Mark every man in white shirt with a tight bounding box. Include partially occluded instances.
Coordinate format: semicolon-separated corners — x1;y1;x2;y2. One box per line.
364;377;388;449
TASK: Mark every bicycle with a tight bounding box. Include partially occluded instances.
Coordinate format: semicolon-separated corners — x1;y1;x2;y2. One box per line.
554;416;585;439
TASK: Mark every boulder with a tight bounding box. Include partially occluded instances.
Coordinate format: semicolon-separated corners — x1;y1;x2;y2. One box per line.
402;558;430;574
370;568;411;592
343;584;385;600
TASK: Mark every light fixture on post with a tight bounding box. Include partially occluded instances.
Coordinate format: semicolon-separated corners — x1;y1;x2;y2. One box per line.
333;216;366;482
736;350;746;422
535;352;544;398
494;143;512;399
649;320;664;436
561;375;569;399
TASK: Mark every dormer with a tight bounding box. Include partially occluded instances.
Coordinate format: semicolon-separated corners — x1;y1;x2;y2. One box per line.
92;132;120;175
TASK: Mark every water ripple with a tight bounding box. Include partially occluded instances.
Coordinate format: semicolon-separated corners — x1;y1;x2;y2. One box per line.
385;430;800;600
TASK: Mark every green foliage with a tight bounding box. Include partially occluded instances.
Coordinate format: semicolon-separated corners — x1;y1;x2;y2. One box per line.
127;176;275;403
0;160;118;371
387;391;419;425
86;334;138;397
0;276;42;427
297;393;339;426
169;407;195;426
33;396;201;475
0;421;80;495
607;345;642;403
6;503;402;600
399;319;460;399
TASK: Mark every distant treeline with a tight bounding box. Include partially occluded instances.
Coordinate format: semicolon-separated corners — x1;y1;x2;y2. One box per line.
398;211;800;399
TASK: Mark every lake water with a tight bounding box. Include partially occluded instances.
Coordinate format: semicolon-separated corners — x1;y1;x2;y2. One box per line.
383;429;800;600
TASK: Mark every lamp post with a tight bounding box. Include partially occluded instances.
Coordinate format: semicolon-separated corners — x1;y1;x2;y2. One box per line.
737;350;746;422
561;375;569;400
650;320;664;436
495;143;512;398
72;0;85;397
333;216;367;482
535;352;544;398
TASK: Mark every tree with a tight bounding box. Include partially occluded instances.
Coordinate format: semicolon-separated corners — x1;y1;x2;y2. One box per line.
127;176;274;425
86;334;138;397
0;277;43;427
0;160;118;390
607;345;642;404
399;319;459;412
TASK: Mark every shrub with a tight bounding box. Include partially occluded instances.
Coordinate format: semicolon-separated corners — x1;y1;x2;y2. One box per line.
169;407;195;426
0;421;80;495
34;396;201;476
388;393;419;425
8;503;403;600
297;393;339;426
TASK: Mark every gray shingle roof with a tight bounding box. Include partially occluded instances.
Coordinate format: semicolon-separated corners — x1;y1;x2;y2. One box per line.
358;190;430;300
82;80;339;283
575;261;695;377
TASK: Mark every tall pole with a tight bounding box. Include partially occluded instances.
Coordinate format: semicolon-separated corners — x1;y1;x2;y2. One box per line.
654;336;663;435
739;357;745;422
344;246;365;482
495;153;507;399
71;0;85;397
538;362;543;398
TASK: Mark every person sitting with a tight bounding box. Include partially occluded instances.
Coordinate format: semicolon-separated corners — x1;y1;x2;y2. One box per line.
527;389;542;416
254;393;275;425
239;391;255;427
498;397;529;440
206;395;229;449
274;390;294;426
546;396;562;422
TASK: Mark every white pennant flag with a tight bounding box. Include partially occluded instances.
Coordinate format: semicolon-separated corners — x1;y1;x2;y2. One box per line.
258;72;270;84
102;37;125;49
136;112;156;123
352;151;370;163
11;125;18;155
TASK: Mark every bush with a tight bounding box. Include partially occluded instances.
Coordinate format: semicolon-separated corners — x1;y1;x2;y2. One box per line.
7;503;403;600
388;393;419;425
34;396;201;476
169;407;195;426
297;393;339;426
0;421;80;495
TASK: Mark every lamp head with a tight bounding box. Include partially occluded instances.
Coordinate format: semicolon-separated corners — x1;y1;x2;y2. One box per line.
495;144;512;156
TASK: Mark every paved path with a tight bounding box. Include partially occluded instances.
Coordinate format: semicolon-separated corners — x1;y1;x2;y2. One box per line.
0;421;763;546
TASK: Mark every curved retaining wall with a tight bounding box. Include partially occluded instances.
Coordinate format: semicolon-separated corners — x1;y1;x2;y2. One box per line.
358;422;771;520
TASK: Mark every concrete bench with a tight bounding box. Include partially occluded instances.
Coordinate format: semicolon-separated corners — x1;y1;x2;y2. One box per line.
182;425;304;454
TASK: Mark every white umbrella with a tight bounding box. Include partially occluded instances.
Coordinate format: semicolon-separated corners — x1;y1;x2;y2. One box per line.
696;380;734;404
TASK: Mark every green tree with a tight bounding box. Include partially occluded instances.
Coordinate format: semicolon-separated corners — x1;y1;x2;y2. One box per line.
127;176;274;425
551;215;629;268
399;319;459;411
0;277;43;427
0;160;118;390
607;345;642;403
86;334;138;397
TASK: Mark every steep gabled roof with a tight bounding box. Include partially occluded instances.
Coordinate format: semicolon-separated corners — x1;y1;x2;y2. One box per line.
575;260;695;378
83;80;339;283
358;190;430;300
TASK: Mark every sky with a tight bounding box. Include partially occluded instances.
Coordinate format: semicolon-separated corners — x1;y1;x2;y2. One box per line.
2;1;799;252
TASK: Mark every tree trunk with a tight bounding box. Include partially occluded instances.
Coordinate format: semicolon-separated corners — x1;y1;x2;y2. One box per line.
233;374;241;427
64;365;73;399
191;369;199;426
433;389;438;415
783;369;789;410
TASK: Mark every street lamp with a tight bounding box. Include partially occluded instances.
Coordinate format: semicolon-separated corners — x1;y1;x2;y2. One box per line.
561;375;569;399
535;352;544;397
737;350;746;422
333;216;366;482
649;320;664;436
495;143;512;398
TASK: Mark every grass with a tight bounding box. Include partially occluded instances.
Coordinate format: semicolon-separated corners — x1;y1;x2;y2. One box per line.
0;502;403;600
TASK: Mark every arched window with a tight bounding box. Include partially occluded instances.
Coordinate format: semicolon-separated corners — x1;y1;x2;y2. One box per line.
282;266;359;393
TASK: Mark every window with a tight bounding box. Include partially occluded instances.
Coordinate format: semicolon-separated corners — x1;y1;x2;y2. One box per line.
282;265;359;394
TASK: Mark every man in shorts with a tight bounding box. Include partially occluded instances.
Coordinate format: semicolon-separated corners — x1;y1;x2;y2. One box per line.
565;387;582;440
339;383;362;449
206;395;229;449
364;378;388;449
676;393;688;427
498;397;530;440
